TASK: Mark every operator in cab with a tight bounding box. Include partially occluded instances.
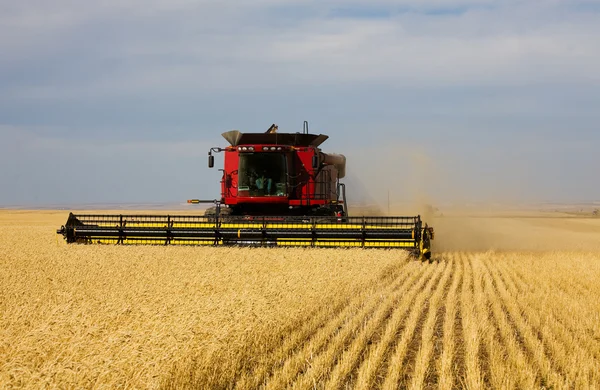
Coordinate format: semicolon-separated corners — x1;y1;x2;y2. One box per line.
255;170;273;196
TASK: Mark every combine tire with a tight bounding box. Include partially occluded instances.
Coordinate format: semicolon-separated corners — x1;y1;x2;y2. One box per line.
204;206;233;222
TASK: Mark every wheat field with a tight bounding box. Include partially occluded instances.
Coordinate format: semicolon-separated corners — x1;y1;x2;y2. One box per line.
1;210;600;389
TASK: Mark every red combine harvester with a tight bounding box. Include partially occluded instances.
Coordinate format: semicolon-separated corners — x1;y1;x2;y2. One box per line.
57;123;434;259
194;123;348;218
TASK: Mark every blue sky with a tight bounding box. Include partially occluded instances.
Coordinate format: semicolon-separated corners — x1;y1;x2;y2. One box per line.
1;0;599;206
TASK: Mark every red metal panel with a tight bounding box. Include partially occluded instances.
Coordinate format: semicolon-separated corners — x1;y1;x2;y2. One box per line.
295;147;315;206
222;149;239;203
220;143;335;209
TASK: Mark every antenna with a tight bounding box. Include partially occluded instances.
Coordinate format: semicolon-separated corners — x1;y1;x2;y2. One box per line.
303;120;309;134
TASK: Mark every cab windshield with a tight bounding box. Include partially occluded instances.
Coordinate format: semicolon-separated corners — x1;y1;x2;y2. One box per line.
238;153;287;196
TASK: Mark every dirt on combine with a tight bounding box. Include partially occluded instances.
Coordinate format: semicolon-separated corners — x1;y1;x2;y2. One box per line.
1;210;600;389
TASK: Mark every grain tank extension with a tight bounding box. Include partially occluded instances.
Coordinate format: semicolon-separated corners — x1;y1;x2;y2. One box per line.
57;123;434;259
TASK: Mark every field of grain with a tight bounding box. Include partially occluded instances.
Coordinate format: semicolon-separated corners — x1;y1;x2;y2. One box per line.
1;210;600;389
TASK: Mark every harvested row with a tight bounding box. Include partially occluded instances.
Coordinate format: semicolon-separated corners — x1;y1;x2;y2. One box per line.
406;254;455;389
235;261;420;389
163;252;600;389
436;252;463;389
493;254;600;387
261;262;431;389
481;254;538;389
307;262;442;389
500;254;600;363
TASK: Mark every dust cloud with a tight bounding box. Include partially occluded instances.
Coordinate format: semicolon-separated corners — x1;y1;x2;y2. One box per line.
344;144;600;252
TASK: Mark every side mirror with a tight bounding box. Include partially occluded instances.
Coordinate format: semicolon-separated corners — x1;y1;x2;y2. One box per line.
208;154;214;168
312;154;319;170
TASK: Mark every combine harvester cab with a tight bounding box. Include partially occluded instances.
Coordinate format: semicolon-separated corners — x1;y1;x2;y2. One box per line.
57;123;434;260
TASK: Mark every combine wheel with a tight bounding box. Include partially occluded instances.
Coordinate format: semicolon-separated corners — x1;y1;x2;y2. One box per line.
204;206;233;222
310;206;336;217
309;204;347;222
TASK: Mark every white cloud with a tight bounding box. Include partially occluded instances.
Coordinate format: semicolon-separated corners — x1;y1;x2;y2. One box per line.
2;0;598;100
